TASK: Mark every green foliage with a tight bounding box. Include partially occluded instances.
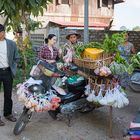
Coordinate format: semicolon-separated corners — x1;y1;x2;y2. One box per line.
111;53;140;76
0;0;52;86
27;19;42;31
130;54;140;68
132;26;140;31
0;0;52;31
114;52;126;64
120;26;128;31
14;48;36;87
110;62;127;75
75;42;102;58
75;32;125;58
0;0;52;17
102;33;125;53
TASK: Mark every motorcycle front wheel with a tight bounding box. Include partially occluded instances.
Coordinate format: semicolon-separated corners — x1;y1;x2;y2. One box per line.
48;110;58;120
129;82;140;92
13;107;32;135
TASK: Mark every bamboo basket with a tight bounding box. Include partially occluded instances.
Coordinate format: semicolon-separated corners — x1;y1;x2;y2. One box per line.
73;53;114;70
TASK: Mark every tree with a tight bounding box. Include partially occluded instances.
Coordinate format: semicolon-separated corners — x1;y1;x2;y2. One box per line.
132;26;140;31
120;26;128;31
0;0;52;79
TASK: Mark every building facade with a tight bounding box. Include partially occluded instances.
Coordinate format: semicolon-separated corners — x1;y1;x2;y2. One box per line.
31;0;125;47
36;0;125;28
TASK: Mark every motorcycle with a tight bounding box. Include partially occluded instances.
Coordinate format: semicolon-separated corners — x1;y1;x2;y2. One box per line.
129;69;140;92
129;52;140;92
13;61;94;135
123;109;140;140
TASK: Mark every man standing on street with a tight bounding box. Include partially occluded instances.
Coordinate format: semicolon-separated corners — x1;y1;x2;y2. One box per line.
0;24;19;126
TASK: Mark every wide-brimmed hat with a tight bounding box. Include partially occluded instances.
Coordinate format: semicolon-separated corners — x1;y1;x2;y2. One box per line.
66;31;81;40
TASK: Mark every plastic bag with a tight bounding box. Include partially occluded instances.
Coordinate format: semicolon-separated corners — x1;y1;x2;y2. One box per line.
96;88;103;102
63;49;73;63
105;88;116;106
30;65;41;77
99;94;108;105
17;78;61;112
24;77;42;87
85;84;91;96
99;66;112;77
86;90;96;102
112;85;129;108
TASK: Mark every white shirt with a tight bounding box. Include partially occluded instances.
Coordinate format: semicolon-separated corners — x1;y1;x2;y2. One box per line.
0;39;9;68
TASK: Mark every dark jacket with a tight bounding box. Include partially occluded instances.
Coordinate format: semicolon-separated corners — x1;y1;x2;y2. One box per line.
6;39;20;78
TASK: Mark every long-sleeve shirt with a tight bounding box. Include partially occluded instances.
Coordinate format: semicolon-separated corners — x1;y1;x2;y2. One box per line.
118;42;134;62
38;45;59;61
62;41;83;57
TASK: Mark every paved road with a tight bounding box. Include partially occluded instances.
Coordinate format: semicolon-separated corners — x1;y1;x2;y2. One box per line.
0;88;139;140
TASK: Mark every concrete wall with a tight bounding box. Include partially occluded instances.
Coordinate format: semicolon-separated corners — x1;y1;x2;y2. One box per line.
30;28;140;52
59;29;140;51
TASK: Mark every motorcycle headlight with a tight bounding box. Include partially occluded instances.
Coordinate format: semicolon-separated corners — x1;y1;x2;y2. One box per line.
28;84;45;94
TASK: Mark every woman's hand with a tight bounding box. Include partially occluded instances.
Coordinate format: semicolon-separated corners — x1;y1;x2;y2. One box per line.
46;60;56;64
131;47;136;54
59;48;62;55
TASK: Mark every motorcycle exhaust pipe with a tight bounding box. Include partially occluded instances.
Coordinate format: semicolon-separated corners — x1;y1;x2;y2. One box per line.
59;98;89;114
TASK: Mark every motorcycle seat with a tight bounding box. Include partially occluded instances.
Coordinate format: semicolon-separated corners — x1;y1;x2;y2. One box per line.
52;85;67;95
53;89;82;103
59;92;82;103
51;86;83;103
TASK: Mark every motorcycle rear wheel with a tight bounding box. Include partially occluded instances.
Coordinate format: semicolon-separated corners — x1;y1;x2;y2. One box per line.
13;107;32;135
80;105;95;113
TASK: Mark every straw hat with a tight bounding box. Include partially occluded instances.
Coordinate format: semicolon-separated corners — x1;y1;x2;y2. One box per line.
66;31;81;40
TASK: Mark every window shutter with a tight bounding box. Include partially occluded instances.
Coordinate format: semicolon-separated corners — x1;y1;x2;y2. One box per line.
58;0;62;4
69;0;73;5
97;0;102;8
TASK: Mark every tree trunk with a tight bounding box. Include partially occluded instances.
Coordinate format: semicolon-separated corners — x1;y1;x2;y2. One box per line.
20;11;30;80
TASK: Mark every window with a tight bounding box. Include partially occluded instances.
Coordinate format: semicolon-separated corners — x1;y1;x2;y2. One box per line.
56;0;71;5
97;0;101;8
62;0;69;4
102;0;108;7
56;0;61;5
97;0;108;8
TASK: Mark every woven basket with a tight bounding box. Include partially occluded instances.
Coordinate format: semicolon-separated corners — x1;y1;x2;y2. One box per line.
73;53;114;70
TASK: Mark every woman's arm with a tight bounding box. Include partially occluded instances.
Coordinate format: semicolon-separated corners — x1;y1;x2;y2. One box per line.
131;46;136;54
38;46;46;61
131;44;136;54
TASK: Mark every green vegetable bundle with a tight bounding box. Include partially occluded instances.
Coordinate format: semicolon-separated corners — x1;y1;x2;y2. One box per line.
75;32;125;58
110;62;127;75
110;61;134;75
75;42;102;58
102;33;125;53
130;54;140;68
114;52;126;64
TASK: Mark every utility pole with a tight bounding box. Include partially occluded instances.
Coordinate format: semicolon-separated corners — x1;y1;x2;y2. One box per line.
84;0;89;43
